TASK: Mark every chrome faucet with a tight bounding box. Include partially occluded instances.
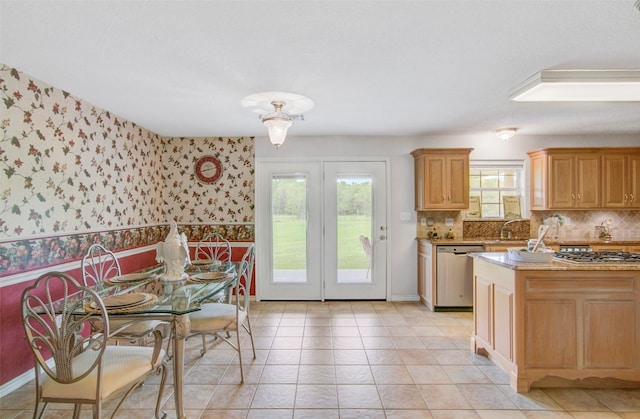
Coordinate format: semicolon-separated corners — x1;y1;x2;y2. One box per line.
500;219;523;240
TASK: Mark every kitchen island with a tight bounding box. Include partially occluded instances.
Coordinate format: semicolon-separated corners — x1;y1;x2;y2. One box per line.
471;252;640;393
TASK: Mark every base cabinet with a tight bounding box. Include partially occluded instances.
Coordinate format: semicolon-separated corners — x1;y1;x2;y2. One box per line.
472;257;640;392
417;240;434;310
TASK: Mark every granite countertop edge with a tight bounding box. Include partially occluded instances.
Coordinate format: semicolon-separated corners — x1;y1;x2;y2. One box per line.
470;252;640;271
416;237;640;246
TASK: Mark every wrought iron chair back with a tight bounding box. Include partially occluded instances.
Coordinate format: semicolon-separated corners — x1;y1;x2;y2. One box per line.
195;232;232;262
21;271;168;418
81;243;121;286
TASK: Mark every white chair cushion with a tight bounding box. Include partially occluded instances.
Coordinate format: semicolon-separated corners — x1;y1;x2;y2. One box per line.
41;345;164;401
189;303;243;332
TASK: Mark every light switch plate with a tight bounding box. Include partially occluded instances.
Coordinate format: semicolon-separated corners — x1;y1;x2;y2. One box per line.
445;218;454;226
400;212;412;221
426;218;434;226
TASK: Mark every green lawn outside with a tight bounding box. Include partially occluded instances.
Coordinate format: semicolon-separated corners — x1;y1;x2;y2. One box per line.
273;215;371;269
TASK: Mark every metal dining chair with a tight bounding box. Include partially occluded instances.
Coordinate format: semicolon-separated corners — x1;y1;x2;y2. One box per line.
188;244;256;383
195;232;232;262
21;271;168;419
81;243;167;345
194;233;234;303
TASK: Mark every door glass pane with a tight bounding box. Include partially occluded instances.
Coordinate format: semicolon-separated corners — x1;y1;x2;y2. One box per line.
336;174;372;283
272;175;307;283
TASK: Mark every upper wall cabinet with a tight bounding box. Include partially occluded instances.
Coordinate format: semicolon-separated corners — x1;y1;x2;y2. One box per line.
411;148;473;210
528;147;640;210
602;153;640;209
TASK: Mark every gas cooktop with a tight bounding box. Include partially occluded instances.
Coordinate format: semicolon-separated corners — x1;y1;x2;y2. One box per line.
554;250;640;264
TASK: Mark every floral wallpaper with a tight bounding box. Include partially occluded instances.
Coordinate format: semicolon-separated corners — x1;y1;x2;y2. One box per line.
162;136;254;223
0;64;165;236
0;64;255;278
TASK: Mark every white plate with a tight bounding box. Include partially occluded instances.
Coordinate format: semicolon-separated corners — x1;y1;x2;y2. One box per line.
106;273;152;284
191;259;214;266
191;272;229;282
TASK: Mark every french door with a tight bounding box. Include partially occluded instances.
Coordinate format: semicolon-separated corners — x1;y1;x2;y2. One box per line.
256;160;388;301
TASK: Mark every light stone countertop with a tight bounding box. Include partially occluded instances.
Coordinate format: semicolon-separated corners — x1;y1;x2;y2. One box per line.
416;237;640;246
470;252;640;271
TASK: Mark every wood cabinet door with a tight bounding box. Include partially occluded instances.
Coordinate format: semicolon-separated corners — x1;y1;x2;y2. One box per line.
474;277;492;346
417;240;433;308
575;154;601;208
630;154;640;208
549;154;576;208
584;301;636;369
414;155;426;210
529;153;547;210
447;154;470;209
424;155;447;208
493;285;514;362
525;300;577;368
602;154;628;208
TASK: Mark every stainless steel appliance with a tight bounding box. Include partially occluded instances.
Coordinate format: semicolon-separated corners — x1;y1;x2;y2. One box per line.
554;250;640;263
436;245;484;310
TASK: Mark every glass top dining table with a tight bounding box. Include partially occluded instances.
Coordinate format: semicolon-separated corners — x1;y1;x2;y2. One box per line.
95;261;237;315
88;260;238;419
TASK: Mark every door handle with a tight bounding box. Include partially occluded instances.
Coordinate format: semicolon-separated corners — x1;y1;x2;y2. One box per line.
379;235;386;240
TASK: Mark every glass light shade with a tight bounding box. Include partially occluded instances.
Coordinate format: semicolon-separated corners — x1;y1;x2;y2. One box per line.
496;128;518;141
264;117;293;148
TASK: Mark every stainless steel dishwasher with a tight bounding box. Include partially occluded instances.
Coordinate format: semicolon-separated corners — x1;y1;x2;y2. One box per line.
435;245;484;310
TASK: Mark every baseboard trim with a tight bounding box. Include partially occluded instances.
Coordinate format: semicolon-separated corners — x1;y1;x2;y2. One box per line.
0;366;36;398
390;294;421;302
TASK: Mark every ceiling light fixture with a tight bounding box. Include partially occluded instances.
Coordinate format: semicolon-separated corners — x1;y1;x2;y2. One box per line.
496;128;518;141
260;101;296;148
510;69;640;101
242;92;312;149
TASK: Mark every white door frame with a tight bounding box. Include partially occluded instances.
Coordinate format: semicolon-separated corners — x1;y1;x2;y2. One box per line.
255;157;391;301
323;161;388;300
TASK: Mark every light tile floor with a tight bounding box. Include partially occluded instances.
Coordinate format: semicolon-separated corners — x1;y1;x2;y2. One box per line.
2;301;640;418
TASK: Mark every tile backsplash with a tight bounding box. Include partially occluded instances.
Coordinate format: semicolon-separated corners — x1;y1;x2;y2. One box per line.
417;210;640;241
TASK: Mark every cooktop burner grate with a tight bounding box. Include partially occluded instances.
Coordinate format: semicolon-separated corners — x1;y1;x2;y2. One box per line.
554;250;640;263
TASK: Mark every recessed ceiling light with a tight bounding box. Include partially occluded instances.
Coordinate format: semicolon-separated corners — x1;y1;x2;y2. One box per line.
510;69;640;101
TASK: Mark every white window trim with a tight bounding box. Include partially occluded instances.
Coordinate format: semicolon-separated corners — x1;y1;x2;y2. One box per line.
469;160;528;219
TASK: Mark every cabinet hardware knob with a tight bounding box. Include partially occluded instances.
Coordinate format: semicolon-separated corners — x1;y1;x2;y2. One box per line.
625;193;629;202
631;194;635;202
571;194;576;200
577;194;581;200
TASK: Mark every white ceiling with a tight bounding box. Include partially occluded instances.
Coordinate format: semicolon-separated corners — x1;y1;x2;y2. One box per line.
2;1;640;139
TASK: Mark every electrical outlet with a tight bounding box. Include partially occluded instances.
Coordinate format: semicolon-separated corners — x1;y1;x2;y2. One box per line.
426;218;434;226
564;217;571;225
445;218;454;226
420;217;426;226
